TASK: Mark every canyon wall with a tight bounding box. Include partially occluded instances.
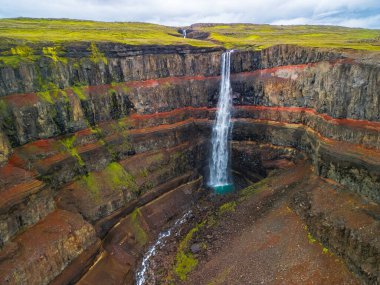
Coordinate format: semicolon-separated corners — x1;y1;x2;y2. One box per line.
0;43;379;284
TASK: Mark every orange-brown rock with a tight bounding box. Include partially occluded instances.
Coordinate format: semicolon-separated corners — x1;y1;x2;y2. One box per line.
0;210;98;285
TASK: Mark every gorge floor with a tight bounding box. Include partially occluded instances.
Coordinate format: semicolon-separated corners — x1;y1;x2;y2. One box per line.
146;160;361;285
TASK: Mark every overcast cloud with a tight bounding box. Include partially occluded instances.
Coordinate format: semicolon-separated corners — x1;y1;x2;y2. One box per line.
0;0;379;28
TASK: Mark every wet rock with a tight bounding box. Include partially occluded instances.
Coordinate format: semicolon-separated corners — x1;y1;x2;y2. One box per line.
191;243;201;254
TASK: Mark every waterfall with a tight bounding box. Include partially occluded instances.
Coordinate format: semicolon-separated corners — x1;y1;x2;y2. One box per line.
208;51;234;193
182;29;187;38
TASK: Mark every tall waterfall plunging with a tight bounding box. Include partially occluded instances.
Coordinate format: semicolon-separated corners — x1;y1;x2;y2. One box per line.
208;51;234;193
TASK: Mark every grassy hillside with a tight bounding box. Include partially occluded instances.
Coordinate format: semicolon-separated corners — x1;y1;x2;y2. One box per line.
0;18;215;67
0;18;213;48
194;24;380;51
0;18;379;68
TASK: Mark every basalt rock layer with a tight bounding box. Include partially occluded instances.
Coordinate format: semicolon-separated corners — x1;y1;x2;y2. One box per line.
0;43;379;284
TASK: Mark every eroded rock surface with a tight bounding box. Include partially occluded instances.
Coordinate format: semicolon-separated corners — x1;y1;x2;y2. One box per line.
0;43;379;284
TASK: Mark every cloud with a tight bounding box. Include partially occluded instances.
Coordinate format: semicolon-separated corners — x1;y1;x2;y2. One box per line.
0;0;379;28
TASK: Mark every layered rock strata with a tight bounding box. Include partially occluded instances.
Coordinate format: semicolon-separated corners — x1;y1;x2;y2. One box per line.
0;44;379;284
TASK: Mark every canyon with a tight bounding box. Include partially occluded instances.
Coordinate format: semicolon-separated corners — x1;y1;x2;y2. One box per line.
0;25;379;284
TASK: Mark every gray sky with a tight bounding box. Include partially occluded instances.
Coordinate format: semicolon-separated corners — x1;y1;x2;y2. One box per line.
1;0;380;28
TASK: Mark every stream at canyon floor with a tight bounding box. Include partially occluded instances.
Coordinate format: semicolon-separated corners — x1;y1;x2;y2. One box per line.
136;211;193;285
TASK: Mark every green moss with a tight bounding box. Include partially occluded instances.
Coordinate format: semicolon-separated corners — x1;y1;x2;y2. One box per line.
81;172;99;197
89;42;108;65
130;208;148;246
104;119;132;159
0;100;5;114
219;201;237;214
0;56;27;68
173;221;205;281
0;45;37;67
107;88;117;96
239;178;268;198
175;250;198;281
36;90;54;103
121;85;130;93
60;135;84;166
0;100;13;129
72;61;80;69
305;228;332;255
36;82;69;103
104;162;138;192
307;232;317;244
11;45;32;57
140;168;149;178
117;119;130;130
78;162;138;201
206;215;217;228
42;46;67;64
90;125;102;136
72;86;87;100
0;100;9;118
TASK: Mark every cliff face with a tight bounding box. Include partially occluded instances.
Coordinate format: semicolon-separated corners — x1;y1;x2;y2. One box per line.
0;43;379;284
0;44;223;96
232;60;380;121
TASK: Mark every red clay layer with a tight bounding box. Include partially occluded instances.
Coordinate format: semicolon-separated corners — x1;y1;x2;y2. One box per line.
1;59;349;107
236;118;380;165
131;105;380;133
2;104;380;174
236;105;380;131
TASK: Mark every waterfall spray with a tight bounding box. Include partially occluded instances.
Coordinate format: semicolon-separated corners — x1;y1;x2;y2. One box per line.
208;51;234;193
182;29;187;38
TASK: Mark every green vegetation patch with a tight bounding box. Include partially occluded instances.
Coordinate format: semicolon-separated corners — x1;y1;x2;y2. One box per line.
239;178;269;198
198;24;380;51
130;208;148;246
173;221;205;281
0;45;38;67
104;162;138;192
0;18;215;49
81;171;99;196
304;226;332;255
36;82;69;104
60;135;84;165
219;201;237;214
0;99;14;131
78;162;138;200
0;19;378;70
11;45;33;57
89;42;107;64
42;46;67;64
72;86;88;100
307;231;317;244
